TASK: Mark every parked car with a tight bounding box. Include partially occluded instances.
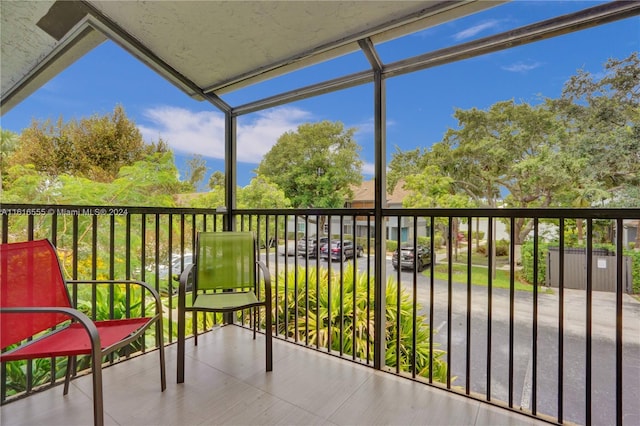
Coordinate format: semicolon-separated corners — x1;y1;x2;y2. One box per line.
279;241;298;256
158;253;193;279
392;245;431;272
297;236;329;258
158;253;193;294
320;240;363;262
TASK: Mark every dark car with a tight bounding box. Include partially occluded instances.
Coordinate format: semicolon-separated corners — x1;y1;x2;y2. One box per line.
297;236;329;258
392;245;431;272
320;240;363;262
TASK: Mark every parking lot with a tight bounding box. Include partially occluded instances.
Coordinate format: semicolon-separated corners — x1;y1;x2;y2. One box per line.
266;249;640;425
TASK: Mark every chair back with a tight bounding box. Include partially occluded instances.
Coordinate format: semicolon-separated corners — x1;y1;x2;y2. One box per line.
0;239;72;349
195;232;256;291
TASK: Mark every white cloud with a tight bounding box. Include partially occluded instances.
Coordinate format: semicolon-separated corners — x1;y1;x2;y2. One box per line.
453;20;501;41
362;162;375;177
138;106;310;163
501;61;543;73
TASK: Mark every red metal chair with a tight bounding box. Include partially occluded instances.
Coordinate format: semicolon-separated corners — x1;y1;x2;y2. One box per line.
0;239;166;426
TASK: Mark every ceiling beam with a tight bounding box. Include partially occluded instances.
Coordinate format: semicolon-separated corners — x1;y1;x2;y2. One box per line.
232;0;640;117
384;0;640;79
79;1;232;113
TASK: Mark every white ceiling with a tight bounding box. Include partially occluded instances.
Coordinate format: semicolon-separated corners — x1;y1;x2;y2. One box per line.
1;0;500;114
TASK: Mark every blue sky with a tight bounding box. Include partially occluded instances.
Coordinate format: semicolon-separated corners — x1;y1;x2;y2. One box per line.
2;1;638;188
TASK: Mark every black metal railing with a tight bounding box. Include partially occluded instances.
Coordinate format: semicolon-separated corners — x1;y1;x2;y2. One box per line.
2;204;639;426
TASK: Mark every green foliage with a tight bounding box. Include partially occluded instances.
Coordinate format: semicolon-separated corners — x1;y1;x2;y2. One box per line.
186;154;208;191
2;146;183;208
461;231;485;241
388;54;640;254
386;240;398;252
434;263;535;292
520;241;550;286
475;239;509;257
417;236;432;247
9;105;168;182
3;356;68;397
256;121;363;208
628;250;640;294
274;265;448;382
207;170;225;190
356;237;374;253
551;53;640;206
3;282;159;398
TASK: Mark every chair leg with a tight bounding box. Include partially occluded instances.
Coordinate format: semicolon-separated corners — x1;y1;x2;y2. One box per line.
177;293;186;383
265;303;272;372
193;311;198;346
63;356;75;395
156;318;167;391
91;351;105;426
253;306;257;340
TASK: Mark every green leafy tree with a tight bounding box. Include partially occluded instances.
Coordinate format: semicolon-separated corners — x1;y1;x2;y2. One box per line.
0;128;20;171
10;105;168;182
552;52;640;205
402;164;475;260
256;121;363;208
207;170;225;190
185;154;208;191
238;177;291;209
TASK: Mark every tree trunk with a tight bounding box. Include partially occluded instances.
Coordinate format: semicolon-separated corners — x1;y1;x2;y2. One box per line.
577;219;584;246
453;218;459;262
491;217;497;279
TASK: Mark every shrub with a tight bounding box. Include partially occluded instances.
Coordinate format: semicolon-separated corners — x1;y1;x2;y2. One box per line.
520;241;549;286
476;239;509;257
417;236;432;247
356;237;374;254
495;239;509;257
459;230;484;241
273;265;449;383
386;240;398;252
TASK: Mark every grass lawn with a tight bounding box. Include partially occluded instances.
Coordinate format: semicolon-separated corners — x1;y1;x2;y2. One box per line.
445;252;510;268
433;263;549;293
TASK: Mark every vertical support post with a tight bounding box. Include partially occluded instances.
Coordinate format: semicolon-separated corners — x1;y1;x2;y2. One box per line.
373;67;387;370
224;111;238;325
225;111;237;232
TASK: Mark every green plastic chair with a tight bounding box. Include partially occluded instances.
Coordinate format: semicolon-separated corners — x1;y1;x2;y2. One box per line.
177;232;272;383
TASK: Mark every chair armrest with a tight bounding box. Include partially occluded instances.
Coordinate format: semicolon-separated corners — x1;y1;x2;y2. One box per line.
66;279;163;316
256;260;272;301
1;306;101;355
178;264;195;295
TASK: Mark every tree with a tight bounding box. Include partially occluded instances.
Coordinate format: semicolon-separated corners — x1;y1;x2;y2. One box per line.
402;165;475;260
207;170;225;190
0;128;19;163
2;151;184;207
238;177;291;209
434;101;574;265
255;121;363;208
185;154;208;191
10;105;168;182
552;52;640;206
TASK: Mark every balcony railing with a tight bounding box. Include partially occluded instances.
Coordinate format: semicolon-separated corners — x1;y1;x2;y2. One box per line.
2;204;639;425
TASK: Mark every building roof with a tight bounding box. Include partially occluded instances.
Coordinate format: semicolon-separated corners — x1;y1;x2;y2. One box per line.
350;179;411;206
